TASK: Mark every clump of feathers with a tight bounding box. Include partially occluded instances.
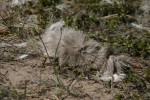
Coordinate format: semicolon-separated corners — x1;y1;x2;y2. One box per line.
39;21;135;82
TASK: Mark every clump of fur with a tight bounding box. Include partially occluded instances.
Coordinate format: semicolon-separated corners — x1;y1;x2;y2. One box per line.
39;21;137;82
99;55;132;82
40;21;109;70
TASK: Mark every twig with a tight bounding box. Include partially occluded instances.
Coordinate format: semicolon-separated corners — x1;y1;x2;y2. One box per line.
54;28;63;60
24;81;28;100
52;94;60;100
100;14;135;20
67;78;75;90
0;15;8;26
38;35;51;59
18;17;29;37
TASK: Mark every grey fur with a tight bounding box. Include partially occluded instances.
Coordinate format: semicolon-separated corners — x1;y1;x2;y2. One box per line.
40;21;133;82
40;21;108;70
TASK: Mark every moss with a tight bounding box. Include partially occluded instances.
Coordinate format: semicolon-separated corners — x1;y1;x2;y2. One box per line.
38;0;60;7
114;93;124;100
0;86;21;100
61;0;150;59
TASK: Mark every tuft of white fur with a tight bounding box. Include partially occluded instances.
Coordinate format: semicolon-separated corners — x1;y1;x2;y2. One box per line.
99;68;127;82
100;55;132;82
12;0;25;5
140;0;150;14
100;73;126;82
56;3;71;11
40;21;65;57
113;73;126;82
101;0;124;5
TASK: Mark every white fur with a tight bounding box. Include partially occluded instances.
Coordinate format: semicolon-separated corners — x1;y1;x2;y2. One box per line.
12;0;25;5
101;0;124;5
100;73;126;82
40;21;86;58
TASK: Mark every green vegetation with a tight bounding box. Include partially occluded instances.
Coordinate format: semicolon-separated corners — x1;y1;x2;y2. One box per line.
0;86;21;100
3;0;147;59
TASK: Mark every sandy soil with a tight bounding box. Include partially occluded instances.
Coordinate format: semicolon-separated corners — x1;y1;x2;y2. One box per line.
0;35;116;100
0;59;114;100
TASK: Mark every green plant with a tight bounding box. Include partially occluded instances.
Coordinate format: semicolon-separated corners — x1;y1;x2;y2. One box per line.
38;0;60;7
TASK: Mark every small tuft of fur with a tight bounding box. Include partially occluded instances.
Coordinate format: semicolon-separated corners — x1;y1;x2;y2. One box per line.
100;55;132;82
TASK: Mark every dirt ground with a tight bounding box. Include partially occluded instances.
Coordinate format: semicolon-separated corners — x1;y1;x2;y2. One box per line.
0;59;114;100
0;35;118;100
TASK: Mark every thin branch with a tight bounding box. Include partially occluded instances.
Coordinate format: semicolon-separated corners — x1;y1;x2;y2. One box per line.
24;81;28;100
38;35;51;59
